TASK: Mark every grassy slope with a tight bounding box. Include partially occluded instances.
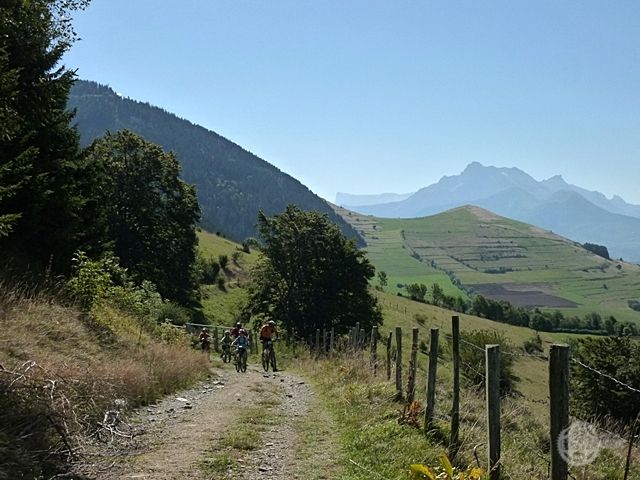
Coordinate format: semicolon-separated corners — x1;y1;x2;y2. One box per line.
197;230;258;326
338;205;640;324
0;286;209;478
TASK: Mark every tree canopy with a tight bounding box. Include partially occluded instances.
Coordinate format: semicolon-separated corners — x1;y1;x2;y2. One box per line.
82;130;200;304
0;0;89;270
244;205;382;340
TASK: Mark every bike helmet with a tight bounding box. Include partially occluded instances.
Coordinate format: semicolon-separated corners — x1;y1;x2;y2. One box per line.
239;328;247;336
202;327;207;332
235;322;242;328
268;320;275;326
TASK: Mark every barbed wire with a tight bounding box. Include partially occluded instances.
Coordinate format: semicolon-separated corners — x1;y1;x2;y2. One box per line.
571;358;640;396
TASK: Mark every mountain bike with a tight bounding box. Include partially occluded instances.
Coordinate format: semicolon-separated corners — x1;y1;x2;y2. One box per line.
261;340;277;372
235;346;248;373
221;344;231;363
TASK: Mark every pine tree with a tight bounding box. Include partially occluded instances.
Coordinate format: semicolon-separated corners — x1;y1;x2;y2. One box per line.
0;0;90;271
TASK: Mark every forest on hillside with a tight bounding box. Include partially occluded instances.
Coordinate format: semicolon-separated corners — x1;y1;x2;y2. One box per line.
68;80;363;245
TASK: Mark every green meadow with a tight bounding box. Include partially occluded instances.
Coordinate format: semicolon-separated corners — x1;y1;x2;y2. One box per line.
338;205;640;325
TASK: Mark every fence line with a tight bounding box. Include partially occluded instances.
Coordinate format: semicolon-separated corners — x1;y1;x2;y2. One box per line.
334;316;639;479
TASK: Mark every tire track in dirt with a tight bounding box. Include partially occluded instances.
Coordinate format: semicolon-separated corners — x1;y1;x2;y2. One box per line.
90;364;340;480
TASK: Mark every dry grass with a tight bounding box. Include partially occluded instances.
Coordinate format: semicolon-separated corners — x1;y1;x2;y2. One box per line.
0;283;210;478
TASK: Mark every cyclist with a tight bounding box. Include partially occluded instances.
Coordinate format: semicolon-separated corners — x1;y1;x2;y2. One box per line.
220;330;232;359
232;328;249;354
199;328;211;353
259;320;277;371
230;322;242;338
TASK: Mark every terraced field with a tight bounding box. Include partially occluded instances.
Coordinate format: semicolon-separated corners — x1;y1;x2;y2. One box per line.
336;205;640;324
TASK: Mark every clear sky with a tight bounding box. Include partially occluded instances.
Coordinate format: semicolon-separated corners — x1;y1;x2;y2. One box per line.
65;1;640;204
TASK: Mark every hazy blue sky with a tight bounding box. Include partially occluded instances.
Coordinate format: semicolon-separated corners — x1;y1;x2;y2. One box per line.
65;1;640;203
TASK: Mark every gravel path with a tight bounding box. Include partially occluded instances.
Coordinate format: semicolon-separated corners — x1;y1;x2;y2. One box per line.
78;363;339;480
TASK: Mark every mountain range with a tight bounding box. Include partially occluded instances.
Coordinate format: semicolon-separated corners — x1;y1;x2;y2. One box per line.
67;80;362;245
338;162;640;262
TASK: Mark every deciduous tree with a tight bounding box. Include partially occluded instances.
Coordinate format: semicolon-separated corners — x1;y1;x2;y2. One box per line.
245;205;382;340
82;130;200;304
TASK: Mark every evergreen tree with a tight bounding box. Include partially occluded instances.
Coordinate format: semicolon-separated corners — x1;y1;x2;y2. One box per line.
0;0;90;270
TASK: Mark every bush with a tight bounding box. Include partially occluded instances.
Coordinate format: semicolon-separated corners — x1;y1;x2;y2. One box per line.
217;277;226;291
197;256;220;284
156;302;191;325
455;330;518;396
522;333;543;354
570;337;640;422
218;254;229;271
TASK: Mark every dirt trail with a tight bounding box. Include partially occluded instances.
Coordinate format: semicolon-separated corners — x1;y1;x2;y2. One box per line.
88;362;338;480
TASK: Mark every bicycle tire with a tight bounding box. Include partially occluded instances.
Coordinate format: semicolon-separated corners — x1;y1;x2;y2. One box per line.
240;350;247;372
270;349;276;371
262;350;269;372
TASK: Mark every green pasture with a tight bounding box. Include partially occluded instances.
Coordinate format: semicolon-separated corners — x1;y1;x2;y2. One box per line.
339;206;640;324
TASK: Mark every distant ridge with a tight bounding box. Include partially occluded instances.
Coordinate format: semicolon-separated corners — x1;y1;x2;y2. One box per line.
344;162;640;261
336;191;414;207
68;80;362;245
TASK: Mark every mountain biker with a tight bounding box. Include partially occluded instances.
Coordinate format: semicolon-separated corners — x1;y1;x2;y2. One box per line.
220;330;232;358
259;320;277;346
232;328;249;351
230;322;242;338
199;328;211;352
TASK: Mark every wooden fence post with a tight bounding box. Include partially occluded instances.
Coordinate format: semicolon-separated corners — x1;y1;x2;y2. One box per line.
213;327;219;353
395;327;403;400
323;328;327;354
352;322;360;350
407;327;419;403
370;326;378;374
386;332;393;381
486;344;501;480
549;344;570;480
330;327;335;355
624;413;640;480
449;315;461;461
359;328;365;349
424;327;439;431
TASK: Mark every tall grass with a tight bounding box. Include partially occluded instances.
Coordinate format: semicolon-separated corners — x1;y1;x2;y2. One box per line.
0;282;210;478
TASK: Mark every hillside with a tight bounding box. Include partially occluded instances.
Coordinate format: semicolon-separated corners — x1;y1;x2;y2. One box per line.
337;204;640;324
67;80;362;245
344;162;640;261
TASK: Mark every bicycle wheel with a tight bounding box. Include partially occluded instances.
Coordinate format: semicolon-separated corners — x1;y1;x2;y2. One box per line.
270;349;277;371
261;349;269;372
234;353;240;372
240;350;247;372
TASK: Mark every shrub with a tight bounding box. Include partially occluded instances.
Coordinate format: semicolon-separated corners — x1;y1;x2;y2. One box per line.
522;333;543;354
218;254;229;271
570;337;640;422
455;330;518;396
156;302;191;325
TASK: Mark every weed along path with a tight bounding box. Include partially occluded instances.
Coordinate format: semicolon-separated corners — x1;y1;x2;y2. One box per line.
97;363;340;480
